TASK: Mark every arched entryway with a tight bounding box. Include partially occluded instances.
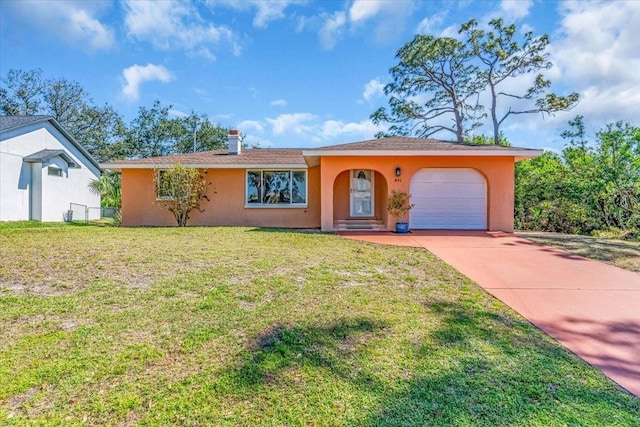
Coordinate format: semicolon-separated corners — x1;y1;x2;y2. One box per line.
332;169;388;229
409;168;487;229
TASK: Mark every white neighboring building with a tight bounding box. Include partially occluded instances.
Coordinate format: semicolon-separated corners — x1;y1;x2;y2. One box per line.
0;116;101;222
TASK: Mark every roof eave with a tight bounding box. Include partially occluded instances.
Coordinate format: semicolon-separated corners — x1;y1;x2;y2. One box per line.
301;149;544;158
100;163;309;171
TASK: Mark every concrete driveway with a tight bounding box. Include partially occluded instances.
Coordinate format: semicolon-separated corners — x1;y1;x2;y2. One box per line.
339;230;640;396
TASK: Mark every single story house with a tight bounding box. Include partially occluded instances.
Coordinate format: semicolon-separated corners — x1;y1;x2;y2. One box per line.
0;115;101;222
102;130;541;232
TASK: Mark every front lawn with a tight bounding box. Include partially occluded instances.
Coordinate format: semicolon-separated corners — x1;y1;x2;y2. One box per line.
1;224;638;425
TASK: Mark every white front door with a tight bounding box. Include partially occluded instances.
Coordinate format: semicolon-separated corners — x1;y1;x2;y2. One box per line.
350;169;374;217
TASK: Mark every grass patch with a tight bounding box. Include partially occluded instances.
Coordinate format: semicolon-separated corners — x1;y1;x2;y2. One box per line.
519;232;640;273
1;223;638;425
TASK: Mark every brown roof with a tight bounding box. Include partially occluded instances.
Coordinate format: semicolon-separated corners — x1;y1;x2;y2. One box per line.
310;136;538;152
104;148;307;168
102;136;542;169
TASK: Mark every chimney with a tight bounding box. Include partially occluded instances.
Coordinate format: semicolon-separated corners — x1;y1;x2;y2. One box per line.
228;129;242;155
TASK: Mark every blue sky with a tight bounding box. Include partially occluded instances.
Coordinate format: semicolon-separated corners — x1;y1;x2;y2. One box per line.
1;0;638;150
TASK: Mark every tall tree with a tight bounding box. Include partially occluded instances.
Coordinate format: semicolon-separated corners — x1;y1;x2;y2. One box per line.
0;68;46;115
124;101;181;158
371;35;485;143
460;18;579;145
173;112;229;154
0;68;126;162
44;77;127;162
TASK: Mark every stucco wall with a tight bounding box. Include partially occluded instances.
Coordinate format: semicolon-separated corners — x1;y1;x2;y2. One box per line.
320;156;516;232
120;155;516;231
121;166;321;227
0;123;100;221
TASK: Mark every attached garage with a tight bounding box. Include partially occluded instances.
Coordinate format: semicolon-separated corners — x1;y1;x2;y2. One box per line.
409;168;487;230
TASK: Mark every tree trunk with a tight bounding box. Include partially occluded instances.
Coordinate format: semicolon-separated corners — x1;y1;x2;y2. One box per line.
454;109;464;143
490;82;499;145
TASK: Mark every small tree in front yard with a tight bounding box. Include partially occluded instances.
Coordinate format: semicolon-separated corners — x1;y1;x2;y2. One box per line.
154;163;211;226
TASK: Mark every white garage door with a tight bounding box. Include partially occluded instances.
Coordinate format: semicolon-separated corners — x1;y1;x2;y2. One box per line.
409;168;487;229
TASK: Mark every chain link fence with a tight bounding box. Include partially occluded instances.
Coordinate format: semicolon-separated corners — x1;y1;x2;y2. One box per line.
67;203;117;223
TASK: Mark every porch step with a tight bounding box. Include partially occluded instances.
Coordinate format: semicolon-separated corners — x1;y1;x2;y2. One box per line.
334;219;387;231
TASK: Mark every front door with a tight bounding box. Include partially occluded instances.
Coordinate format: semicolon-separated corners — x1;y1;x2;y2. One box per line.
350;169;374;217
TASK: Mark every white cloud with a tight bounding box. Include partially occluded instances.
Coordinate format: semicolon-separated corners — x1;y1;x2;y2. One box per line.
6;0;114;50
349;0;404;23
499;0;534;20
238;120;265;133
319;11;347;50
214;0;303;28
352;0;415;43
252;1;301;28
478;0;533;27
168;108;188;117
550;1;640;124
313;0;414;49
266;113;318;135
123;0;239;57
362;79;385;103
416;11;448;34
320;119;384;140
122;64;174;101
270;99;288;107
263;112;385;146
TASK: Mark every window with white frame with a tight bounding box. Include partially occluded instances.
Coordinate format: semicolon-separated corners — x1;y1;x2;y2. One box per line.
246;170;307;206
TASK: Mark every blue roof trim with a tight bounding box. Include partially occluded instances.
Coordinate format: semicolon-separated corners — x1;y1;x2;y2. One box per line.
23;149;79;168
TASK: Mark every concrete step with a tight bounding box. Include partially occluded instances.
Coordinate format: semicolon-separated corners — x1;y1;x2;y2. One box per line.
334;219;388;231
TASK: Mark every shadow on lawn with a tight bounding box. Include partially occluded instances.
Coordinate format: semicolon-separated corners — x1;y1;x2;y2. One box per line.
518;232;640;266
218;307;639;425
364;301;640;426
230;317;386;388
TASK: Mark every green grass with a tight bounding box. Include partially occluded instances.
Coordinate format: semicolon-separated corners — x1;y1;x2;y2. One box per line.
1;223;638;426
519;232;640;273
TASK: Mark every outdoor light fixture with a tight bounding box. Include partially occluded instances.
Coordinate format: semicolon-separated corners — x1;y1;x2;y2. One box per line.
395;167;402;177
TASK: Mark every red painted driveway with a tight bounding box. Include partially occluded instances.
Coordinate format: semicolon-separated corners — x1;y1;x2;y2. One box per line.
339;230;640;396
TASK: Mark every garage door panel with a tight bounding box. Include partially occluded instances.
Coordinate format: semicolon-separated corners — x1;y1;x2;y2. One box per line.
415;200;485;212
411;213;485;228
413;183;485;197
409;168;487;230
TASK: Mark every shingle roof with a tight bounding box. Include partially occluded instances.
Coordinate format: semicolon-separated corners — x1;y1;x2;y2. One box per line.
0;115;51;132
103;148;308;169
310;136;538;152
102;136;542;169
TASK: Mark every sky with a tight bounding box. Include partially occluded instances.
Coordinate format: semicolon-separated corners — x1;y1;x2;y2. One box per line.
1;0;638;151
